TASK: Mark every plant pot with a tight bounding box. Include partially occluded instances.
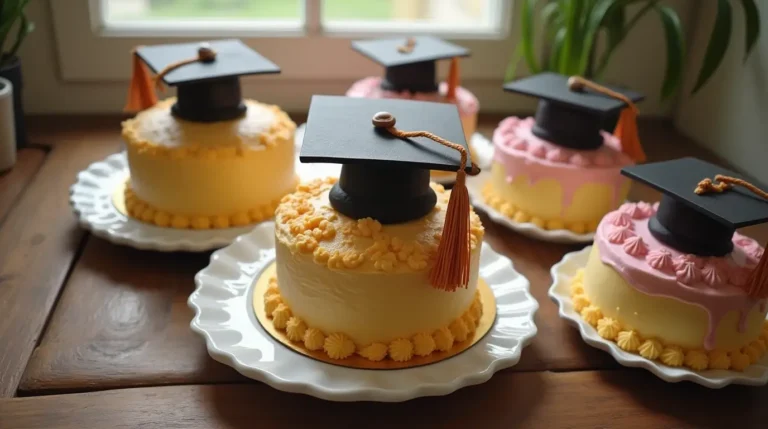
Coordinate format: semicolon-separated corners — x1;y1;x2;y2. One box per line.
0;56;27;148
0;77;16;172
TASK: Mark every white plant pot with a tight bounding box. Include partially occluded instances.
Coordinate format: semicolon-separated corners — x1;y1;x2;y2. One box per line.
0;77;16;172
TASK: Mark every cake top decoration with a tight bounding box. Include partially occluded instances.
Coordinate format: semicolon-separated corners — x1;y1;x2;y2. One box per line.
351;36;469;94
502;72;644;154
300;95;479;291
125;39;280;121
622;157;768;298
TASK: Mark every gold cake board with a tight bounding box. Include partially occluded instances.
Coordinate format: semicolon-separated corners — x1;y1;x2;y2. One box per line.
252;262;497;370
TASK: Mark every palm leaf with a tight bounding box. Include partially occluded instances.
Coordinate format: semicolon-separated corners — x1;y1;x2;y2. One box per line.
520;0;541;74
741;0;760;61
577;0;617;77
7;10;32;59
595;0;657;77
691;0;732;94
655;5;685;100
549;27;566;71
504;44;523;82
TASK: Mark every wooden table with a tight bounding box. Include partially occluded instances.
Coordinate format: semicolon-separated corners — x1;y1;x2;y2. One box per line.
1;115;766;429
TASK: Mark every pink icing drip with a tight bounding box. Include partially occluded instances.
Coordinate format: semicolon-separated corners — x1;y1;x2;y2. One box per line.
596;206;765;351
345;77;479;115
492;117;633;214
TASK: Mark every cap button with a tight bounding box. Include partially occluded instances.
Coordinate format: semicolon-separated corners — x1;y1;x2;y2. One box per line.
567;76;584;91
198;43;216;63
372;112;396;128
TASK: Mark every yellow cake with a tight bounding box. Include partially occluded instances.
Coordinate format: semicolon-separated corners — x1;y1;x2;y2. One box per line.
265;178;485;362
575;203;768;371
122;98;298;229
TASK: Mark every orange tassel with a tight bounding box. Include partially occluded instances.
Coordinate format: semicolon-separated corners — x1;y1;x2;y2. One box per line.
372;112;479;291
124;49;158;112
446;57;460;100
614;106;646;163
695;174;768;299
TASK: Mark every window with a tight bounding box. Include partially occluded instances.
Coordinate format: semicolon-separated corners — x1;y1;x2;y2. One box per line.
50;0;513;110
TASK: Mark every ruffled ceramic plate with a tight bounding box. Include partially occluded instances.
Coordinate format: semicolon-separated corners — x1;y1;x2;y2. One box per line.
549;246;768;388
294;123;493;186
188;222;539;402
69;138;333;252
466;171;595;244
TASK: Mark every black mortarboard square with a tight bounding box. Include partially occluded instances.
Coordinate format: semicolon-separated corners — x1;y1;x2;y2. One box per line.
622;157;768;256
503;72;644;150
135;39;280;122
352;36;469;93
301;95;473;224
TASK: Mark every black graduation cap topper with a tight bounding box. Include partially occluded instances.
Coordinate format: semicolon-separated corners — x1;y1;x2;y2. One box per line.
126;39;280;122
301;95;479;292
352;36;469;93
504;72;644;151
622;157;768;258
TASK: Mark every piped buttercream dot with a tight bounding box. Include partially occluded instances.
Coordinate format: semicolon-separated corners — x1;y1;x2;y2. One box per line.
412;333;436;356
623;236;649;257
449;318;470;342
608;226;636;244
213;215;230;229
433;327;454;351
531;145;547;159
545;148;568;163
646;249;674;274
271;304;292;330
510;139;528;151
675;262;700;285
596;317;621;340
303;328;325;351
569;154;591;167
660;346;684;367
231;212;251;227
638;339;663;360
388;338;414;362
616;330;642;352
569;222;587;234
153;211;171;227
605;211;633;228
743;345;761;364
684;350;709;371
285;317;307;342
323;333;355;359
572;294;590;312
358;343;388;361
730;351;751;371
708;350;731;370
191;216;211;230
264;294;283;316
701;264;726;287
581;305;603;326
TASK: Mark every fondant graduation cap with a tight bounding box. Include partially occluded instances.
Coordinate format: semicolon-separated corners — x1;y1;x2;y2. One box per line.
622;157;768;258
301;95;479;291
352;36;469;93
504;72;644;155
125;39;280;122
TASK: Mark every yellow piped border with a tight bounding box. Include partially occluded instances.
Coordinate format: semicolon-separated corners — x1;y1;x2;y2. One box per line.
252;262;497;369
121;182;282;229
121;99;296;160
571;269;768;372
482;182;599;234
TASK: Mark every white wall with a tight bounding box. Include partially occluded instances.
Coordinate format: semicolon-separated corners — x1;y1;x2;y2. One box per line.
19;0;692;115
675;2;768;184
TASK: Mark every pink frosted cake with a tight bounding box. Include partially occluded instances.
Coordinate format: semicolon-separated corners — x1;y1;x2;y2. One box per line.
575;203;767;371
483;72;644;233
483;116;633;233
346;77;479;142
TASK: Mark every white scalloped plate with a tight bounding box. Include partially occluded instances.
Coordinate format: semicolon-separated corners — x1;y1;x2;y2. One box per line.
549;246;768;388
188;222;538;402
294;123;494;186
466;171;595;244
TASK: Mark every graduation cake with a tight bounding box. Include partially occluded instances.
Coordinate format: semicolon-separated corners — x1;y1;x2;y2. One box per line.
264;96;486;363
574;158;768;371
345;36;479;182
483;73;644;233
122;40;297;229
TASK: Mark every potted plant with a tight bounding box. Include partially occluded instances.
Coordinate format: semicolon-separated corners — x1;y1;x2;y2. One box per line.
507;0;761;102
0;0;34;148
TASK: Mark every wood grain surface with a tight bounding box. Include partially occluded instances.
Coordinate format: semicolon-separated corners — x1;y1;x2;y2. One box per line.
18;118;768;394
0;139;120;397
0;148;46;224
5;370;768;429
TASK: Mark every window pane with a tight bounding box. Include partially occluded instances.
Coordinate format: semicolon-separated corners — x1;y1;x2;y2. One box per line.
104;0;302;21
322;0;499;29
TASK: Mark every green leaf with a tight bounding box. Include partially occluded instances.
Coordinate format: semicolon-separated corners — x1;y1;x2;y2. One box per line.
0;0;28;59
577;0;617;77
7;11;32;59
655;5;685;100
504;44;523;82
549;27;566;71
691;0;732;94
595;1;657;77
520;0;541;74
741;0;760;61
559;0;581;74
